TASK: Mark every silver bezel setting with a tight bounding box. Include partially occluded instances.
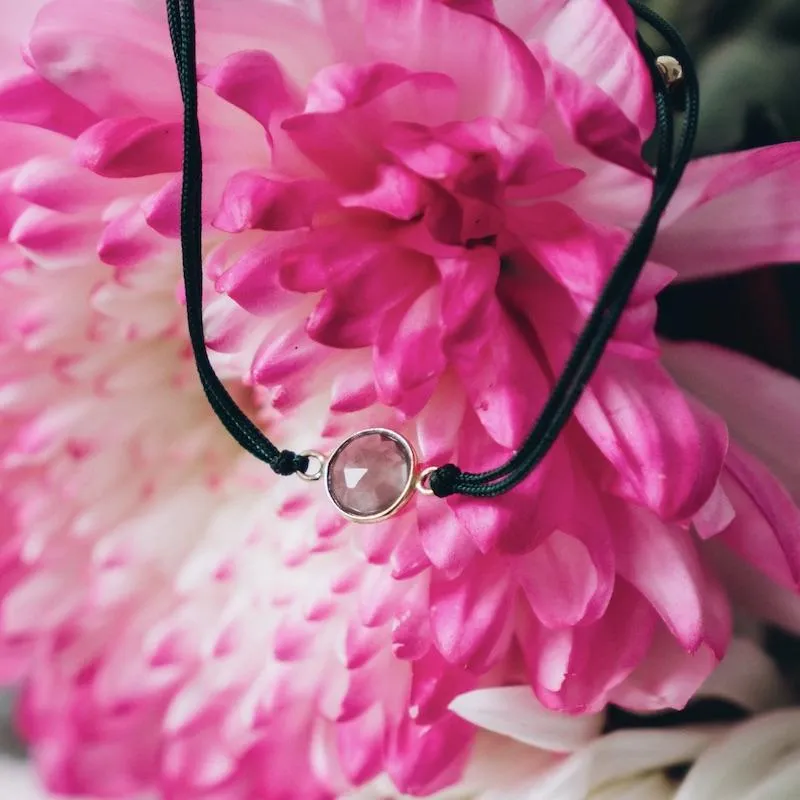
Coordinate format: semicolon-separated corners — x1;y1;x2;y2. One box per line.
324;428;418;524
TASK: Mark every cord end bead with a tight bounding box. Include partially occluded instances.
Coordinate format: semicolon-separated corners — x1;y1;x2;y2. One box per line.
428;463;461;498
273;450;307;476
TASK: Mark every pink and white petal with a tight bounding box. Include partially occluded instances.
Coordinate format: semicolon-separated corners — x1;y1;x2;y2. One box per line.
306;250;433;349
662;341;800;499
429;554;514;673
217;231;314;317
654;143;800;280
359;0;546;123
708;541;800;637
28;0;181;119
373;286;445;414
74;117;182;179
98;205;167;269
386;712;474;797
578;354;728;522
213;172;331;233
440;251;549;449
533;43;649;174
201;50;301;138
521;579;658;713
11;155;118;213
522;0;654;140
0;73;99;137
416;495;479;576
717;443;800;589
611;627;721;712
610;503;731;656
409;649;478;725
340;163;427;221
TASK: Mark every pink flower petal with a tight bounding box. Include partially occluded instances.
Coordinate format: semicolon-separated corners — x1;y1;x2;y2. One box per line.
429;554;513;672
516;529;608;629
306;249;434;349
577;354;728;521
662;341;800;500
201;50;300;140
213;172;331;233
719;443;800;589
611;627;719;712
74;117;182;179
340;163;427;220
357;0;546;124
28;0;180;119
0;73;98;137
98;206;166;269
374;286;445;414
525;0;654;141
386;713;473;796
416;496;479;575
11;155;116;213
217;232;309;317
609;504;731;657
439;250;549;448
654;143;800;280
520;579;657;713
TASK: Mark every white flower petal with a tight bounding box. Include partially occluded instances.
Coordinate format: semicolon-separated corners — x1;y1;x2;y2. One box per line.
674;710;800;800
450;686;605;753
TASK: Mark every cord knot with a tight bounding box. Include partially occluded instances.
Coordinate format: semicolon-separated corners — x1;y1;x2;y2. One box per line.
273;449;305;477
429;463;460;498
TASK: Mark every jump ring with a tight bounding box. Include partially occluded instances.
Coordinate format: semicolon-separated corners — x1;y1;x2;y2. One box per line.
297;450;326;482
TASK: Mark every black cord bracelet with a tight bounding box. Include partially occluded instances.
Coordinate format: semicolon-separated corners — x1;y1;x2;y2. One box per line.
166;0;698;522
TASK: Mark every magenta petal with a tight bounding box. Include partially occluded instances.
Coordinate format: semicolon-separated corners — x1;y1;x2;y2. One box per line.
202;50;299;138
409;649;477;725
719;443;800;589
429;554;513;672
335;710;384;785
386;713;473;796
213;172;330;232
655;143;800;280
578;354;728;521
374;286;445;413
609;504;731;657
340;163;427;220
307;250;434;349
329;362;377;413
0;73;98;137
141;176;181;238
440;250;549;448
516;530;605;629
74;117;182;178
520;579;657;713
98;206;165;268
251;324;328;386
416;495;479;575
217;233;306;317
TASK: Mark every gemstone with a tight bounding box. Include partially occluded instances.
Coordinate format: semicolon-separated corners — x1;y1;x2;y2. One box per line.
326;430;414;521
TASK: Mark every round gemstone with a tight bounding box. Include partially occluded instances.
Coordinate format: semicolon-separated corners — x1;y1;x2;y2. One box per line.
326;430;414;520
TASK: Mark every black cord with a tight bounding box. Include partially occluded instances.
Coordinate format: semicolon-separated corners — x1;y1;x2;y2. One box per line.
166;0;697;494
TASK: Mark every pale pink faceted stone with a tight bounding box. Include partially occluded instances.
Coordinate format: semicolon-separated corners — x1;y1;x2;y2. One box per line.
327;431;413;518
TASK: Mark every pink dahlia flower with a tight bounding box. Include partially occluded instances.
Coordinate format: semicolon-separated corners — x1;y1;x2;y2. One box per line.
1;0;800;797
